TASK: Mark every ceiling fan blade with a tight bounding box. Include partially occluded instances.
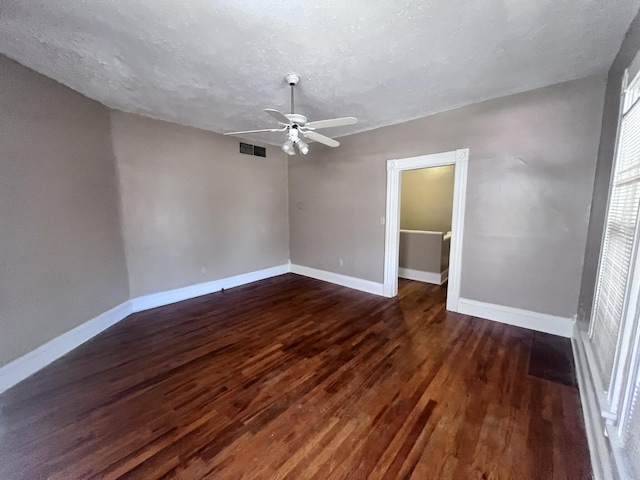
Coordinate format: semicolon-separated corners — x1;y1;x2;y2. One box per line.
306;117;357;129
265;109;291;124
224;127;286;135
303;130;340;147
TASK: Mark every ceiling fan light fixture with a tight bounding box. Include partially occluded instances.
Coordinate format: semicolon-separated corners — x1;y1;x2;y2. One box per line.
282;138;295;155
296;139;309;155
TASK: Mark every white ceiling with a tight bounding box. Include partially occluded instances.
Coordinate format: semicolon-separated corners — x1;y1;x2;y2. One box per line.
1;1;638;145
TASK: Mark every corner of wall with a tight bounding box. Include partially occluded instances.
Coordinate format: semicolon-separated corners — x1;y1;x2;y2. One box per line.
284;151;292;265
107;108;132;300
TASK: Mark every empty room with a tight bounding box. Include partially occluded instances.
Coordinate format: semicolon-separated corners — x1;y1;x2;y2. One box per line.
2;1;640;479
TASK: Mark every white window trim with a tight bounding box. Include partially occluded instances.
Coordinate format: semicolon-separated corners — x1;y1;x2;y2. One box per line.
589;69;635;421
587;65;640;480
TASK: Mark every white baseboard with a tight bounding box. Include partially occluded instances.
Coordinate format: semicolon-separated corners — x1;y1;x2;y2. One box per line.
0;301;133;394
572;331;617;480
398;267;448;285
0;263;290;395
131;264;290;312
457;297;575;337
290;264;385;296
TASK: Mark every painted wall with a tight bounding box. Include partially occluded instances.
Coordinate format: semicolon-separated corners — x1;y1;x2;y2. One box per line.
400;166;455;232
110;111;290;298
399;231;444;273
578;11;640;327
289;75;606;318
0;56;130;366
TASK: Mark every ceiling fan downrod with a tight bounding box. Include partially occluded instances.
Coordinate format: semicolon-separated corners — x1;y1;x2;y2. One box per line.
285;73;299;114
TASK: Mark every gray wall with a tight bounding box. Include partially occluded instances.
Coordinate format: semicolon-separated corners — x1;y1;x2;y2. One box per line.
399;231;443;273
400;165;454;232
578;12;640;328
289;75;606;318
0;56;130;366
110;111;290;298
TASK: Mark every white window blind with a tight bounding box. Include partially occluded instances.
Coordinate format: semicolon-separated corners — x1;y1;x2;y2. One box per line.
590;76;640;391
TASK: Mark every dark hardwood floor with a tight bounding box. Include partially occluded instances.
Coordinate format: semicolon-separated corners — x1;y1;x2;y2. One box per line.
0;274;591;479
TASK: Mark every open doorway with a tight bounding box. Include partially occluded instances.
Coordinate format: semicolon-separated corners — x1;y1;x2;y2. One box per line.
398;165;454;286
383;149;469;312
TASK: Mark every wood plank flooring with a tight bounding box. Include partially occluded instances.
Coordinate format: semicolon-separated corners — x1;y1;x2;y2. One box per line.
0;274;591;479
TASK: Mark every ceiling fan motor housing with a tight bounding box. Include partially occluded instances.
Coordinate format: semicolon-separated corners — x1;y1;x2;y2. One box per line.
285;113;307;126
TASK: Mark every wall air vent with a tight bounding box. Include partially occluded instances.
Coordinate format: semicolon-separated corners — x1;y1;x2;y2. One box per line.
239;142;253;155
239;142;267;158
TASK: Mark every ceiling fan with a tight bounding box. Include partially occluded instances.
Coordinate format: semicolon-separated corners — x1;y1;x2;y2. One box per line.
224;73;357;155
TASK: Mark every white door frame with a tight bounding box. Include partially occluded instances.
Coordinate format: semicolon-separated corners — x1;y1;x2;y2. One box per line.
383;148;469;312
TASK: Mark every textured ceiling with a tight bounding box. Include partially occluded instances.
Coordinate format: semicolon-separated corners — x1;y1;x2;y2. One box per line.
1;1;638;145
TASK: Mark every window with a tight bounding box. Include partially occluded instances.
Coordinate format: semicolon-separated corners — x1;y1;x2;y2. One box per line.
590;71;640;391
589;68;640;478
